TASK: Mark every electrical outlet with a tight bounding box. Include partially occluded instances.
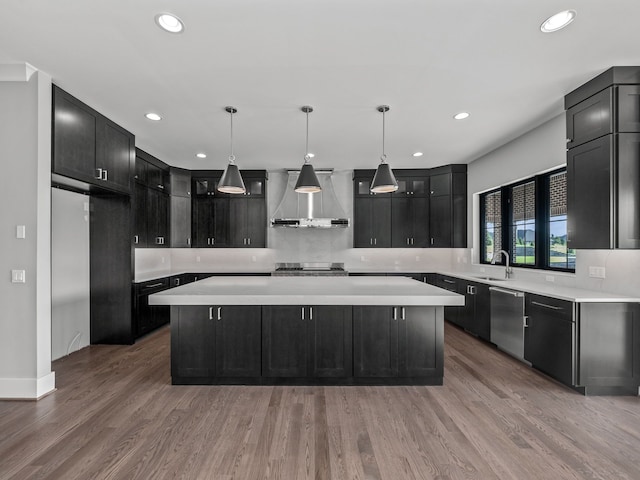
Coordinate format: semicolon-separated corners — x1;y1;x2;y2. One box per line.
588;266;606;278
196;256;201;263
545;275;555;283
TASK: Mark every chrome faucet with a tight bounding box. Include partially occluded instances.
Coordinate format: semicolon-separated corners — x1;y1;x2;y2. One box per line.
491;249;513;279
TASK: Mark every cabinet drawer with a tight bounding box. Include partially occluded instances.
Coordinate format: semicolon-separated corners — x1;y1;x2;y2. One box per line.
525;294;573;322
137;277;170;294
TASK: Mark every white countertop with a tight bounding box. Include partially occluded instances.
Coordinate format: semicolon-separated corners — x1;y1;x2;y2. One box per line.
149;275;465;306
135;269;273;283
439;271;640;303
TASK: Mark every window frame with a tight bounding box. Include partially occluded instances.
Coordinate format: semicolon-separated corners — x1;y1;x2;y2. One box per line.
479;167;575;273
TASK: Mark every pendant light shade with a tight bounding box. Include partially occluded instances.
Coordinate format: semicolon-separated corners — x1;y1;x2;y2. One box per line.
370;105;398;194
218;106;246;194
294;106;321;193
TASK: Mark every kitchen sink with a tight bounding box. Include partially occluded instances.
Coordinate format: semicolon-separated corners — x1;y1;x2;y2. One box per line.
473;276;506;281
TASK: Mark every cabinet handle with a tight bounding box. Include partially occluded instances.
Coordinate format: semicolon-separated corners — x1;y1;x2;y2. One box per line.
174;278;180;286
134;235;139;244
102;169;108;181
95;168;103;180
411;238;414;245
393;307;398;320
406;238;410;245
248;238;251;246
145;282;164;288
467;285;476;295
207;238;210;245
158;185;164;190
217;307;222;321
187;237;191;245
370;238;373;245
430;238;434;245
524;316;529;328
401;307;406;320
301;307;305;320
209;307;214;320
531;301;563;310
444;279;455;284
212;237;215;245
374;238;377;245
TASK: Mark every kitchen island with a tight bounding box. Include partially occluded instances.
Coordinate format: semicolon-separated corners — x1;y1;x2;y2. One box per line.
150;275;464;385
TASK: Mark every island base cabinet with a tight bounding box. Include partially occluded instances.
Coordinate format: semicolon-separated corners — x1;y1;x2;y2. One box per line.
353;306;443;384
262;305;353;379
171;305;261;383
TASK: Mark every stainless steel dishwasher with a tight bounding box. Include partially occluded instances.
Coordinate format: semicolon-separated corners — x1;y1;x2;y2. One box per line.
490;286;526;360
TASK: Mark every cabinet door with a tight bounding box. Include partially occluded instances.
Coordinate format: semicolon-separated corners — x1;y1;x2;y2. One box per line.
411;197;429;247
262;306;309;377
215;306;261;377
229;198;247;247
211;197;230;247
157;193;169;246
171;306;215;378
567;135;612;249
354;196;391;248
391;197;413;247
616;133;640;248
429;194;452;247
146;189;168;247
52;87;98;183
192;197;212;247
170;168;192;197
524;295;575;386
309;306;353;378
473;283;491;341
170;196;191;248
353;306;398;377
398;307;442;377
96;117;133;192
354;197;373;247
133;183;148;247
245;198;266;247
566;88;613;149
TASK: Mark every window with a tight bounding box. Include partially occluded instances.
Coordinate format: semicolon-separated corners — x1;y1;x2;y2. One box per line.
480;168;575;272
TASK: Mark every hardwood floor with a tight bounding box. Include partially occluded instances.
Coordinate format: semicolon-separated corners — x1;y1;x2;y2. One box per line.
1;323;639;479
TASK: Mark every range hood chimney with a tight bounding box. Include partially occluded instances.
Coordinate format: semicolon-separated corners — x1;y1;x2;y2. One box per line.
271;169;350;228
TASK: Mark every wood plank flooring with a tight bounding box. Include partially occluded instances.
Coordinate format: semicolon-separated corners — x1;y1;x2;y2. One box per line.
1;323;639;479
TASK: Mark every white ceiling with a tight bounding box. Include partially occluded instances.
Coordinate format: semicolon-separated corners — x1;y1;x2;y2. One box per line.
2;1;640;171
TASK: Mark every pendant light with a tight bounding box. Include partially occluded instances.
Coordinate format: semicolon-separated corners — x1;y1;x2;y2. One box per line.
294;106;322;193
370;105;398;193
218;106;246;194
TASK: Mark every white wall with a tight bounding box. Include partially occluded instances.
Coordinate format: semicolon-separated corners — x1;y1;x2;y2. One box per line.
51;188;90;360
457;112;640;297
0;66;54;399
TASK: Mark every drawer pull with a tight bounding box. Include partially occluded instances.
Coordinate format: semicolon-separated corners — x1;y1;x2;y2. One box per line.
144;282;164;288
443;279;455;284
531;301;563;310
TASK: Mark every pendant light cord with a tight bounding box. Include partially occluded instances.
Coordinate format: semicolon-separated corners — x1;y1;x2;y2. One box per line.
229;109;235;164
304;109;310;164
381;108;387;164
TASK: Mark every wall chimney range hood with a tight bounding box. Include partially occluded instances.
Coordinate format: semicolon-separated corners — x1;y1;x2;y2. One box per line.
271;169;350;228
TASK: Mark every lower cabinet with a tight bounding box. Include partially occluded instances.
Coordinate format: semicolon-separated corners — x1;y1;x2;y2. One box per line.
170;304;443;385
353;305;443;380
171;305;262;380
262;305;352;378
524;294;575;387
133;278;171;339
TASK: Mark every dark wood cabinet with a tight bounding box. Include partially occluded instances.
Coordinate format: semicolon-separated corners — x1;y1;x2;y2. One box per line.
215;306;262;377
191;170;267;248
429;166;467;248
170;196;191;247
391;197;429;247
565;67;640;249
133;151;170;248
52;86;134;194
353;167;466;249
524;294;575;387
354;196;391;247
353;305;442;381
170;167;191;197
146;188;169;246
192;197;230;247
134;278;171;338
229;197;266;247
171;305;262;380
133;182;148;247
262;305;352;378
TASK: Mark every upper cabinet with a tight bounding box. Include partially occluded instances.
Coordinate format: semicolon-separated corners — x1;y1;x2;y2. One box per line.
133;150;170;247
353;166;466;249
565;67;640;249
52;86;134;194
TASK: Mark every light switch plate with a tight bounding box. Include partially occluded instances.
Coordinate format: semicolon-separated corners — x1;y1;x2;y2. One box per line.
588;266;606;279
11;270;26;283
16;225;25;239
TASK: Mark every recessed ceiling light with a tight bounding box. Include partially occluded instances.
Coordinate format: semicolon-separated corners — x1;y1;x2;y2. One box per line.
453;112;470;120
413;152;423;157
196;153;207;159
540;10;576;33
145;112;162;121
155;13;185;34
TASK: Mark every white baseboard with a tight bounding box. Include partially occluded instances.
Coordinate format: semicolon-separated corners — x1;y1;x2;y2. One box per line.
0;372;56;400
